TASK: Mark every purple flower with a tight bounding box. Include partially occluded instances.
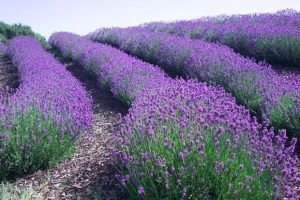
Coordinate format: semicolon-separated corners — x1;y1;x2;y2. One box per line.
132;178;137;185
217;126;225;135
231;153;236;159
219;162;224;168
246;185;251;191
198;151;205;157
182;187;187;197
50;30;300;200
164;171;169;178
226;139;231;147
0;36;93;180
144;10;300;68
0;133;9;139
150;170;154;177
89;26;300;139
137;186;144;195
178;151;184;159
6;36;92;137
171;166;175;173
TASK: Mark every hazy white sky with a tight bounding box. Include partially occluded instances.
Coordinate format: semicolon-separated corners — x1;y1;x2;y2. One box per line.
0;0;299;38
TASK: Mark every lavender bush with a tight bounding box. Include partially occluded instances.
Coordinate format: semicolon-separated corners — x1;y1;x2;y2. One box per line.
0;36;92;180
144;9;300;68
118;79;299;199
89;27;300;141
50;32;299;199
49;32;169;105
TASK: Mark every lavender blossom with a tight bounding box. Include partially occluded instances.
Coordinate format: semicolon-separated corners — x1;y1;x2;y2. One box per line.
144;9;300;68
50;32;299;199
89;27;300;141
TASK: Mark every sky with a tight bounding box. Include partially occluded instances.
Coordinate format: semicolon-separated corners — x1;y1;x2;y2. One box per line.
0;0;299;39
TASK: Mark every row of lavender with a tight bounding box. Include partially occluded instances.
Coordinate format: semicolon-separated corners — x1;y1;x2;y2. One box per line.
89;27;300;141
0;36;92;180
50;32;299;199
49;32;168;105
144;9;300;68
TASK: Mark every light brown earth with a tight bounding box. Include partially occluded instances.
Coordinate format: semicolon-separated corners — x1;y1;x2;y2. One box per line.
11;57;127;199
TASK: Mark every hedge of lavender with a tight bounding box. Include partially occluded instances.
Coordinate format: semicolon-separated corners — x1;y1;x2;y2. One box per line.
0;42;6;54
49;32;169;105
0;36;92;180
50;32;299;199
89;27;300;140
143;9;300;68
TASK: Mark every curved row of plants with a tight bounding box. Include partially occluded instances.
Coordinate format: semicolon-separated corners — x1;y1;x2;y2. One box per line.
143;9;300;68
89;27;300;141
0;36;92;180
50;32;299;199
50;32;168;106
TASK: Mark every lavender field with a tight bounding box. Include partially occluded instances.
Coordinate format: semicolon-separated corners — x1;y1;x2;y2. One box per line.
143;9;300;68
0;8;299;200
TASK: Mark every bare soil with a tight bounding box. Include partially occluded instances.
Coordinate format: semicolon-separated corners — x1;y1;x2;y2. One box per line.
13;59;127;200
0;53;19;89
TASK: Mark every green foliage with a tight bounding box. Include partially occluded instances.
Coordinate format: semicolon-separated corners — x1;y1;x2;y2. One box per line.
270;94;300;139
221;32;252;56
256;36;300;67
34;33;50;49
122;119;273;199
188;27;205;39
0;106;76;181
0;21;49;48
228;72;262;115
205;30;218;42
0;183;42;200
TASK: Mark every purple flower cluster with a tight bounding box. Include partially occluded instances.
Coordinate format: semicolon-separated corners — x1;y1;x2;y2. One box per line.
0;36;92;179
49;32;169;105
50;32;299;199
143;9;300;68
0;42;7;54
89;27;300;140
5;36;92;133
118;79;299;199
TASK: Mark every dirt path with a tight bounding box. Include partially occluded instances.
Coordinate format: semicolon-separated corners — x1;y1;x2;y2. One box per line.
272;64;300;75
0;53;18;89
14;59;127;199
